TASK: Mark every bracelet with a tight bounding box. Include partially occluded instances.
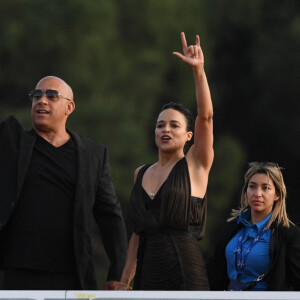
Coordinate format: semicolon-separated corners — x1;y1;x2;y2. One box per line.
118;282;132;290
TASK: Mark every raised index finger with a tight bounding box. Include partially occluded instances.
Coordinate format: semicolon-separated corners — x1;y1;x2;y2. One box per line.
181;32;188;50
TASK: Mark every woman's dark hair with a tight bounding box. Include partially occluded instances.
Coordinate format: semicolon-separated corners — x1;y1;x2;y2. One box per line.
159;102;194;153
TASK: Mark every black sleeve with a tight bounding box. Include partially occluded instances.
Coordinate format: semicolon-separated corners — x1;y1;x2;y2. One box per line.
93;146;127;281
286;224;300;290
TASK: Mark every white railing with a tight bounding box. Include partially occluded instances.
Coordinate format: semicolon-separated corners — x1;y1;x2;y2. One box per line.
0;290;300;300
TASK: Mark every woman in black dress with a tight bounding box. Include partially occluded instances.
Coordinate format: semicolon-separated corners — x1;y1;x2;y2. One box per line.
118;32;214;290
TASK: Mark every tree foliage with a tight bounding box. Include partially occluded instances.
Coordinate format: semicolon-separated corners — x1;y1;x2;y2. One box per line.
0;0;299;287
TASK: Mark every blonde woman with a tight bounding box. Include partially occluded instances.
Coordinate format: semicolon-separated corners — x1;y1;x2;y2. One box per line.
209;162;300;291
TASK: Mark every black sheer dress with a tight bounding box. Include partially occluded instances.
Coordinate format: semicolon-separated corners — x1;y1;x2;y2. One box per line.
130;157;209;290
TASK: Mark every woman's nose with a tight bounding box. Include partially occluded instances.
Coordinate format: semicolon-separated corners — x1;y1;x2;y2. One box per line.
254;188;262;196
163;124;170;132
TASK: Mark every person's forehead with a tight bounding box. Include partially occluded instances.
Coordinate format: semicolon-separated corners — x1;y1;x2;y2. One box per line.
249;173;273;185
36;78;64;90
157;108;185;121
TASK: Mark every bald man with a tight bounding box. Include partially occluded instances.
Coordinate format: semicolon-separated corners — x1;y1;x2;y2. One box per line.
0;76;127;290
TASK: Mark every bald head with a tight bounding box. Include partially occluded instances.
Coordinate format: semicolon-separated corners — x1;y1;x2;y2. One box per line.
36;76;74;102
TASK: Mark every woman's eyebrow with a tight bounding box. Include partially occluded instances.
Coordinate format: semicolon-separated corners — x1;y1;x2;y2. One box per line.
157;120;180;124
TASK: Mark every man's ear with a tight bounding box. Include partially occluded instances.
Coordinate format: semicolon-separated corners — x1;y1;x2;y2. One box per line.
66;101;75;115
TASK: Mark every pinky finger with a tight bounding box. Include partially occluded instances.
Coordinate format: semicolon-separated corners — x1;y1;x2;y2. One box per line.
196;35;200;46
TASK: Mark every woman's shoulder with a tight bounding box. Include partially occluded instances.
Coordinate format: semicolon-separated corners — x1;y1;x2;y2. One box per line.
275;222;300;243
134;165;144;175
287;223;300;236
133;163;152;182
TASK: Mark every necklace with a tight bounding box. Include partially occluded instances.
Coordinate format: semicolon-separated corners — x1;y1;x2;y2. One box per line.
148;163;157;199
147;158;181;199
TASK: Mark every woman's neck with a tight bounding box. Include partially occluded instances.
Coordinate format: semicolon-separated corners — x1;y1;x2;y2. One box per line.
158;152;184;167
250;210;272;225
